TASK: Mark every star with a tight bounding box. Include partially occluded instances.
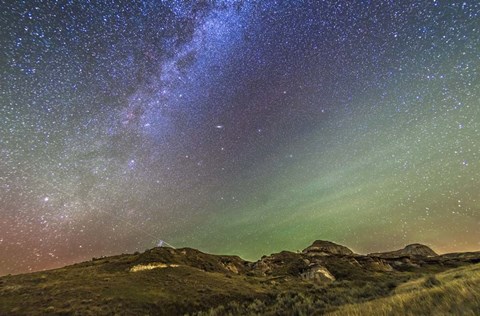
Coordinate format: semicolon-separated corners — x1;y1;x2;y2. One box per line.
0;0;478;275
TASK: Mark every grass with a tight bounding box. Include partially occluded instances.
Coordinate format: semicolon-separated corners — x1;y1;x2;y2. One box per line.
327;263;480;316
1;246;479;315
0;250;270;315
190;264;480;315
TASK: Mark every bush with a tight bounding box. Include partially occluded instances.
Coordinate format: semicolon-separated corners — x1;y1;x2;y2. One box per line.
424;276;441;288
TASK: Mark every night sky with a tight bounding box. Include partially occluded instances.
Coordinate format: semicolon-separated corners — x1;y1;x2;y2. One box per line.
1;0;479;275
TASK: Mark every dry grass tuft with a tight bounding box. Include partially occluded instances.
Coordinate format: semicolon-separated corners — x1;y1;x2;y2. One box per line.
327;264;480;316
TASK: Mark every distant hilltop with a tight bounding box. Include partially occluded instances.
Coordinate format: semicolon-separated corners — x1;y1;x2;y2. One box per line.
369;243;438;258
302;240;355;256
301;240;438;258
1;239;479;315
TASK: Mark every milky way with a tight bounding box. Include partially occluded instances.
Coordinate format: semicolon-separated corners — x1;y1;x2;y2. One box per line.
1;0;479;275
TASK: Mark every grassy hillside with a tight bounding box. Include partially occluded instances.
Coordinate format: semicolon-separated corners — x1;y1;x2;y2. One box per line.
194;264;480;315
327;263;480;316
1;244;479;315
0;248;271;315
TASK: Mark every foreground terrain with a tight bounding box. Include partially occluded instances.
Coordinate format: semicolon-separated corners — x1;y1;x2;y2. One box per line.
1;240;479;315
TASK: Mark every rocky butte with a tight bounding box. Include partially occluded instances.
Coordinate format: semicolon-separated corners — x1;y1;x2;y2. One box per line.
0;240;479;315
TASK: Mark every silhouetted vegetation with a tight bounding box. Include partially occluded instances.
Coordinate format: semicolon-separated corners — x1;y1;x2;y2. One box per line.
192;264;480;316
1;244;479;315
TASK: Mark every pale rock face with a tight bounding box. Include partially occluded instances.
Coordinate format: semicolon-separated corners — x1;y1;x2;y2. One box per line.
224;263;239;274
301;266;335;283
252;260;272;276
130;263;179;272
368;258;393;272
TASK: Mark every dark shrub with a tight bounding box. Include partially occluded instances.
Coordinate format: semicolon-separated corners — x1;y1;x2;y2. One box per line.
424;275;441;288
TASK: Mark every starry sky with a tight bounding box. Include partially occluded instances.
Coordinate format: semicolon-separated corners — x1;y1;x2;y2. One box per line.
1;0;479;275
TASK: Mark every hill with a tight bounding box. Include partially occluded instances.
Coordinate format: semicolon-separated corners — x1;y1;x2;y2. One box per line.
0;240;479;315
369;243;438;258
